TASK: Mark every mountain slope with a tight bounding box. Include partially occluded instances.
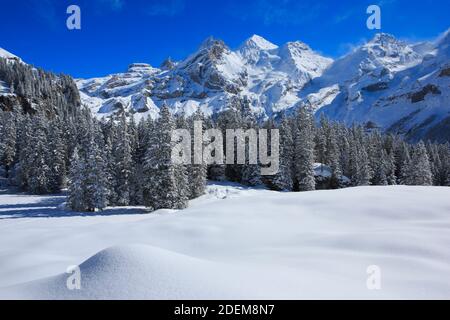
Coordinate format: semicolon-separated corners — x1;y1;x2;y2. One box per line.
0;47;21;62
310;31;450;142
0;47;80;116
77;35;333;120
75;30;449;141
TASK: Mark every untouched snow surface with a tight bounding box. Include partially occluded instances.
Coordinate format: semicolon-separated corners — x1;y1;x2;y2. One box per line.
1;184;450;299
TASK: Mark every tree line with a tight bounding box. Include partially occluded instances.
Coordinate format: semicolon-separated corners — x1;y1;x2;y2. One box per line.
1;101;449;212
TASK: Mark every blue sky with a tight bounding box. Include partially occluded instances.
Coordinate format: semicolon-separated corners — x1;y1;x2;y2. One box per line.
1;0;449;78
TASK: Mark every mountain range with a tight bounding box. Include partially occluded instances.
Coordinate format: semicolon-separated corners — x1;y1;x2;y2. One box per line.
1;29;450;142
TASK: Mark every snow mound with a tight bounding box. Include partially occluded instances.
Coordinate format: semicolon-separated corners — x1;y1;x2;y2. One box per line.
1;245;257;300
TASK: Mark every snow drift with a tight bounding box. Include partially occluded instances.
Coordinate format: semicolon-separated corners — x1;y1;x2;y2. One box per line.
1;184;450;299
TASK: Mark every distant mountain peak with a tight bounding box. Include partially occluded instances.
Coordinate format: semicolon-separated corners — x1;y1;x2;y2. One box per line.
243;35;278;50
160;57;176;71
199;36;227;51
127;63;158;73
369;33;398;45
283;41;311;51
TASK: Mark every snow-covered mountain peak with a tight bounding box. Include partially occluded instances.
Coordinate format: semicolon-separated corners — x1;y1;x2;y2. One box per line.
242;35;278;51
238;35;278;67
127;63;159;75
238;35;278;65
176;36;246;93
363;33;419;62
368;33;398;45
277;41;333;81
160;57;176;71
282;41;312;52
317;33;422;87
198;37;229;55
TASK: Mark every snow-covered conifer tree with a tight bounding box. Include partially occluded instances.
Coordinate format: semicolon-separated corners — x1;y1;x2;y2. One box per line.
143;104;187;210
271;116;294;191
407;142;433;186
241;113;262;186
67;148;86;211
47;119;67;193
114;113;133;206
28;114;51;194
188;109;207;198
84;139;109;211
0;111;17;178
294;108;316;192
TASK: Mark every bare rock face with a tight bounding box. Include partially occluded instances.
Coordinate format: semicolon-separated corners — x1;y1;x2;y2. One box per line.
160;58;176;71
362;82;389;92
410;84;442;103
180;37;247;93
439;66;450;77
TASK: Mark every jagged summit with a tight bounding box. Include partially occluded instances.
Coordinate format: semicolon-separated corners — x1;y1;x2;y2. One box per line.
199;36;228;52
127;63;158;74
160;57;176;71
283;41;312;52
369;33;399;45
242;35;278;51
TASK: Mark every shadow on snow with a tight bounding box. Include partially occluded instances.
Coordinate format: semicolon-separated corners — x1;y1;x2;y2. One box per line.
0;189;150;219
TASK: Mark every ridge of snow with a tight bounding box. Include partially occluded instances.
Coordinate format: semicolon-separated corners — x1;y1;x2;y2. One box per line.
0;47;18;60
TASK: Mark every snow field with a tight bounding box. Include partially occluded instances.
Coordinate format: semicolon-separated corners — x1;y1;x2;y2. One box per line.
1;184;450;299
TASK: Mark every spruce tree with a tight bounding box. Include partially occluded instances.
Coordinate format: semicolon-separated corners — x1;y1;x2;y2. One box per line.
84;139;109;211
188;109;207;199
408;142;433;186
47;119;67;193
14;115;32;189
67;148;86;211
294;108;316;192
143;105;188;210
28;114;51;194
241;113;262;186
271;116;294;191
327;125;342;189
114;113;133;206
0;112;17;178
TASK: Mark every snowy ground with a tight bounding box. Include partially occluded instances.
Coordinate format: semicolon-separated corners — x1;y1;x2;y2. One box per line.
1;183;450;299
